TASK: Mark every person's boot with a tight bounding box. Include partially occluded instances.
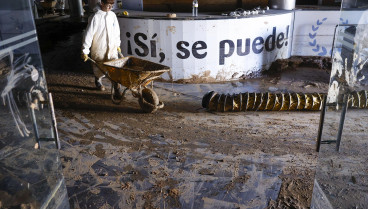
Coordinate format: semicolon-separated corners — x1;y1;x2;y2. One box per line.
95;77;105;91
59;9;65;16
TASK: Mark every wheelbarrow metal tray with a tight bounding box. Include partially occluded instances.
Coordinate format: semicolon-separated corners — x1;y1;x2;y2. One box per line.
102;56;170;89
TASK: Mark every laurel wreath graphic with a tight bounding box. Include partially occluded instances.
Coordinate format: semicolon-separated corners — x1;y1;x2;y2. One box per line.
309;18;349;56
309;18;328;56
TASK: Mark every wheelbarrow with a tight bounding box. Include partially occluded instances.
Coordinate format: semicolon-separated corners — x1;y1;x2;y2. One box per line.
88;55;171;113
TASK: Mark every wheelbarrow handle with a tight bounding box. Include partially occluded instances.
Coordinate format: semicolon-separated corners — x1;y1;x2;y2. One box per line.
87;57;97;64
86;57;107;78
118;51;124;58
87;52;123;63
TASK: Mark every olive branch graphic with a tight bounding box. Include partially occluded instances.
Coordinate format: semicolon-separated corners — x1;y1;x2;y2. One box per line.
309;18;328;56
309;17;349;56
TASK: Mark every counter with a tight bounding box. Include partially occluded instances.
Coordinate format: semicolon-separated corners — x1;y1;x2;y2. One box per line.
115;10;292;20
115;8;364;82
116;9;293;81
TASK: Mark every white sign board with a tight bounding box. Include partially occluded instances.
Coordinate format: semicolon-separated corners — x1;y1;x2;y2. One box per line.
118;13;293;81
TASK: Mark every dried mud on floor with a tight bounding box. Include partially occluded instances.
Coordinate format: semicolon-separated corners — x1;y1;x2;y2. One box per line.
313;109;368;208
45;65;330;208
39;22;332;208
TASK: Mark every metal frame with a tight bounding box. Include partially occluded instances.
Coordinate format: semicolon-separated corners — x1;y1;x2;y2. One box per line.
27;92;60;149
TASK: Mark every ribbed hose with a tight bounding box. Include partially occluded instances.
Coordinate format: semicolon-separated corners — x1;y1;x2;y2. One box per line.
202;91;325;112
202;90;368;112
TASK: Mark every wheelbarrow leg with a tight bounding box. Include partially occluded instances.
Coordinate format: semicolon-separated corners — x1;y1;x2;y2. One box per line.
111;82;127;104
122;87;129;97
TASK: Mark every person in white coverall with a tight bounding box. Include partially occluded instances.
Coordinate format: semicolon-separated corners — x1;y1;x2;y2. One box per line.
56;0;65;16
81;0;121;92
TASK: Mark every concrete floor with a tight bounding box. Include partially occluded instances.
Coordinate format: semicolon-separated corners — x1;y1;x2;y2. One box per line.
36;15;332;208
312;108;368;209
1;8;367;209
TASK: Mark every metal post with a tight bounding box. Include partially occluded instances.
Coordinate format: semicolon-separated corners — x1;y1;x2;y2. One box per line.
336;93;348;152
69;0;84;18
27;93;41;148
316;94;327;152
32;0;40;19
268;0;296;10
49;93;60;149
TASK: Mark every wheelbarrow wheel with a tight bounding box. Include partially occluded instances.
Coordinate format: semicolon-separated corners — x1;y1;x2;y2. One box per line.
138;88;163;113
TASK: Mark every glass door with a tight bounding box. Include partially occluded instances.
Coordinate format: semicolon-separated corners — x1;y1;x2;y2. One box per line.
0;1;69;208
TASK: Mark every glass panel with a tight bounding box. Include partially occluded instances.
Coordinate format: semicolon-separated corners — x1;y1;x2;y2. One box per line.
0;0;69;208
312;0;368;208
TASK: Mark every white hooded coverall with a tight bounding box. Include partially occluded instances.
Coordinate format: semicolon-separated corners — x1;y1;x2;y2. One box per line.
82;8;121;79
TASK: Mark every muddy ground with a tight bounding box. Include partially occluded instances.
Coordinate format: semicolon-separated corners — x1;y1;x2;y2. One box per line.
38;20;332;208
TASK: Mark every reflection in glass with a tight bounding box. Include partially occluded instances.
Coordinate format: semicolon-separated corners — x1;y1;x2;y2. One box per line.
312;0;368;208
0;0;69;208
